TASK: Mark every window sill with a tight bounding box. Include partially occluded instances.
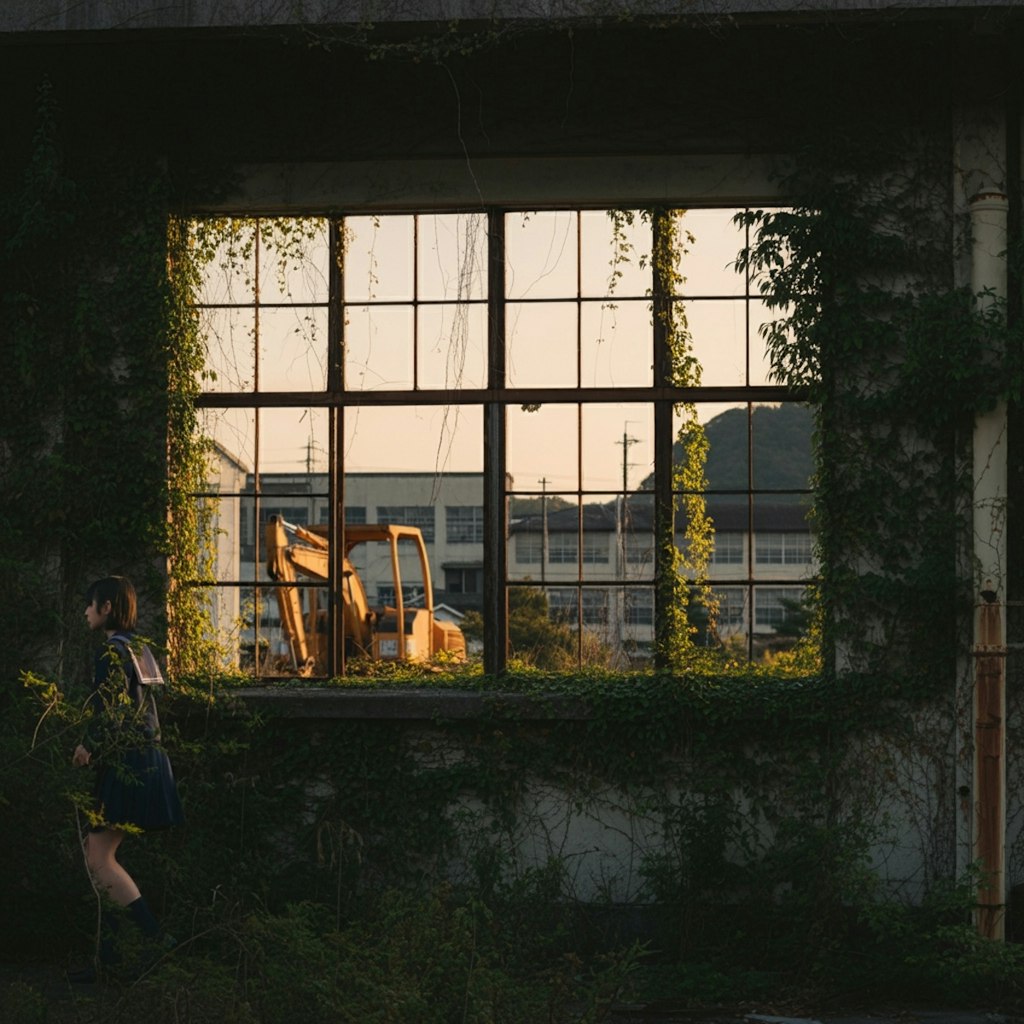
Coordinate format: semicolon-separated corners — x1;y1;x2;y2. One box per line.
232;686;591;720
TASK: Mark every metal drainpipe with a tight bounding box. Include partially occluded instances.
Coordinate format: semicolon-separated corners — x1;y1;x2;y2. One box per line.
970;191;1009;940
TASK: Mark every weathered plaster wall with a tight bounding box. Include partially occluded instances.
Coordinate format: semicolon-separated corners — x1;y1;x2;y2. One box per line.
3;8;1023;920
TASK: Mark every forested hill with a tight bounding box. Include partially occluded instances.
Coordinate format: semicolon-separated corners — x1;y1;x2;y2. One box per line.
640;404;814;493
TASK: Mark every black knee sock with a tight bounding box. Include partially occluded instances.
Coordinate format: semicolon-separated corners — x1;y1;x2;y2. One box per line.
127;896;160;938
99;909;121;965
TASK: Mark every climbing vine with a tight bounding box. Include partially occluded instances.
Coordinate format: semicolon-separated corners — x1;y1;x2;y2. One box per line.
738;122;1024;697
606;208;715;671
5;21;1024;1018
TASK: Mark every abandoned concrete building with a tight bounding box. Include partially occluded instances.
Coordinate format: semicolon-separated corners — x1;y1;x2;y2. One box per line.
3;0;1024;953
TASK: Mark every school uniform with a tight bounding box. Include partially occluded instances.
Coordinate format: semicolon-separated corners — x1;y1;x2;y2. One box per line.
84;634;184;832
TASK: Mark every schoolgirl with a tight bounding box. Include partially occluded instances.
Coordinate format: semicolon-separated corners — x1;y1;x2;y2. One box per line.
71;576;183;980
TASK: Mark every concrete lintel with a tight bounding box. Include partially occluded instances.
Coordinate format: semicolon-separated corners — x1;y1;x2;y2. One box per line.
197;154;782;213
1;1;1014;35
231;686;591;720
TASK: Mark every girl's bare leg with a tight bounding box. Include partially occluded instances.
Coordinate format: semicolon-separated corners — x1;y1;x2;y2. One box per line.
83;829;141;906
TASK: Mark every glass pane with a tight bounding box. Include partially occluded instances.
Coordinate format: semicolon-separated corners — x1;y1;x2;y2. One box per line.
238;583;328;677
344;305;415;391
505;584;570;669
708;585;750;659
342;406;482;666
697;402;750;494
507;527;543;581
417;303;487;390
580;495;617;580
582;402;654;493
752;584;811;656
620;515;655;581
507;301;578;388
343;215;414;302
542;495;579;573
199;306;255;392
706;510;749;577
259;218;331;305
258;306;329;391
751;497;815;582
343;404;482;476
686;299;747;387
580;209;652;298
677;208;746;297
200;407;256;479
580;587;621;667
506;211;577;299
193;219;256;306
511;585;628;670
580;300;653;388
751;402;814;491
198;488;244;595
417;213;488;301
751;298;794;387
621;586;655;661
507;495;578;582
507;404;578;492
257;406;329;476
191;584;246;671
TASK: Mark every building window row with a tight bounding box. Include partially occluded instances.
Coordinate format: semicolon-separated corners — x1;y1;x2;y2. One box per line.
446;506;484;544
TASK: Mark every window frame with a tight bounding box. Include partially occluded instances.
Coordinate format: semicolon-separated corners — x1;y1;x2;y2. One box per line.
190;206;812;677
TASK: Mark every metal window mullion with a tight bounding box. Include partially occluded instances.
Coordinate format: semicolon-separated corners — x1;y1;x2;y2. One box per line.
652;209;675;669
329;218;345;678
413;215;420;391
575;214;584;665
251;223;264;677
744;212;755;661
484;210;507;677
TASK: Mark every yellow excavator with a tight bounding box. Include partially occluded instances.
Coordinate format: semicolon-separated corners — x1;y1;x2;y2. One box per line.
264;514;466;676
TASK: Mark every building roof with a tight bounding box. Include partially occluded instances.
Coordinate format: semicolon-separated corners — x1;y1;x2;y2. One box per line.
510;498;812;534
2;0;1015;34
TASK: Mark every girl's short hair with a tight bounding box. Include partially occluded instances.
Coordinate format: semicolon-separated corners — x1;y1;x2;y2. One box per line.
86;576;138;632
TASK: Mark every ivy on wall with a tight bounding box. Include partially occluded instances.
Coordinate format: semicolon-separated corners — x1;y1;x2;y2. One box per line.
739;123;1023;695
0;80;214;683
4;24;1024;1014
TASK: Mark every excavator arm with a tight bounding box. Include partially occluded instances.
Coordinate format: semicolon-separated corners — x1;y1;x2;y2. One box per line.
265;515;378;673
265;515;465;674
264;515;320;676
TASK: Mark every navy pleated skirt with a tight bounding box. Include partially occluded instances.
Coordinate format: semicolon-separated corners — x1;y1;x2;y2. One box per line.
92;745;184;832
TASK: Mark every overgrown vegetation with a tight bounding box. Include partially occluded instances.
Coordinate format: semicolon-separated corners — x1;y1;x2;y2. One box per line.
3;14;1024;1021
8;669;1024;1020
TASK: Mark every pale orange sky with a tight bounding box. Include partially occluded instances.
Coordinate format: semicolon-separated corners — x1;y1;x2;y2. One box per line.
198;208;781;489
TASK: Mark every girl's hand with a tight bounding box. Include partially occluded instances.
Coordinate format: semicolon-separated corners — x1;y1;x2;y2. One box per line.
72;745;91;767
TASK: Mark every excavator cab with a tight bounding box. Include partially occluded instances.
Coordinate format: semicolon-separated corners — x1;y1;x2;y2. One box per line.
264;514;465;676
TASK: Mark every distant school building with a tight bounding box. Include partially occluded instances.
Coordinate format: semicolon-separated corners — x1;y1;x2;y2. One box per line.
207;447;814;667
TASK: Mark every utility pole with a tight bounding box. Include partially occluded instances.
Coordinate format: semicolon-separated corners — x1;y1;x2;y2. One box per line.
616;429;640;560
617;427;640;649
539;477;549;584
618;429;640;497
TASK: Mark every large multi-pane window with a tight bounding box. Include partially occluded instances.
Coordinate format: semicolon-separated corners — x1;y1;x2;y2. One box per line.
446;506;484;544
547;534;579;565
377;506;435;542
711;533;744;565
191;208;813;676
515;534;543;565
755;532;813;565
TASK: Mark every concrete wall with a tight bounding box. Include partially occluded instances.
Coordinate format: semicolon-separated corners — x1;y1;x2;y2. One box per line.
4;6;1023;911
